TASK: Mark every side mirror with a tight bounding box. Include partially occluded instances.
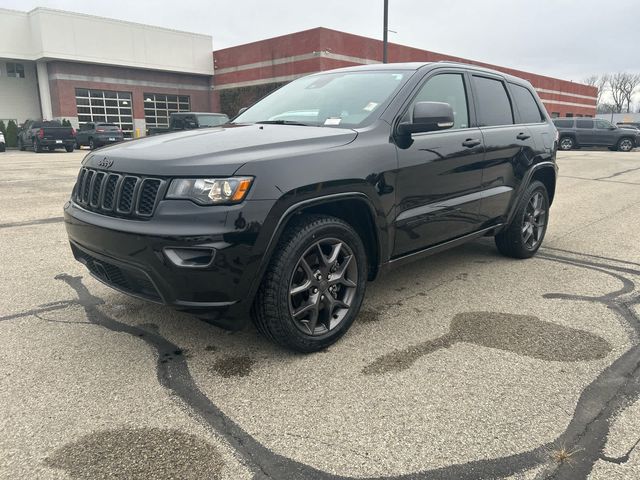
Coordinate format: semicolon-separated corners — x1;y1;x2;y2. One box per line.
397;101;455;135
609;126;616;130
238;107;248;115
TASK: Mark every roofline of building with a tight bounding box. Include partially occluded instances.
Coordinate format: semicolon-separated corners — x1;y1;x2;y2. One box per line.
214;26;594;90
0;7;213;40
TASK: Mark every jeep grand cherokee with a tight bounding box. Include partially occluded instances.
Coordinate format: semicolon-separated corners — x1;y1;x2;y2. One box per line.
64;62;558;352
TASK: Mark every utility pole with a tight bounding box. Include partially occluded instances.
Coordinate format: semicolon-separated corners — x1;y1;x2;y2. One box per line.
383;0;389;63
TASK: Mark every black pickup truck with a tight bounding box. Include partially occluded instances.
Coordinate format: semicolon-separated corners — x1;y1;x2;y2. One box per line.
18;120;76;153
147;112;229;136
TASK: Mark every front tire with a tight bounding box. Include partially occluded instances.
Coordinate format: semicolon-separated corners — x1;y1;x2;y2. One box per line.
495;180;549;259
252;215;367;352
559;136;574;151
89;138;95;150
617;137;634;152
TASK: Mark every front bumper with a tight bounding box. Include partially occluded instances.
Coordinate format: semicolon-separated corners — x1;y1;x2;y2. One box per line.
63;198;275;329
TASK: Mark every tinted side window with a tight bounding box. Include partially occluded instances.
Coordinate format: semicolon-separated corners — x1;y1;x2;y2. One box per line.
576;119;594;129
510;83;543;123
473;76;513;127
403;73;469;129
553;119;574;128
595;119;614;129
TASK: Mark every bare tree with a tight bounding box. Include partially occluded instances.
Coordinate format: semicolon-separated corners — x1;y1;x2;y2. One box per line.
584;74;609;105
609;73;628;113
621;73;640;113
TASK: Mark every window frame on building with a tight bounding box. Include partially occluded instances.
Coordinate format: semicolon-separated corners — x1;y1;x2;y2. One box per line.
6;62;25;78
143;93;191;129
75;88;134;138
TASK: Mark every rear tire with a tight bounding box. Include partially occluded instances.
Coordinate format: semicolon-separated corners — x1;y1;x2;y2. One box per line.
495;180;549;259
89;138;95;150
252;215;367;352
617;137;634;152
65;145;74;153
33;139;43;153
559;136;574;151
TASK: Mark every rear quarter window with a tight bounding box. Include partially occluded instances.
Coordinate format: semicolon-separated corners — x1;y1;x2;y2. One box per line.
553;119;574;128
509;83;544;123
576;119;594;129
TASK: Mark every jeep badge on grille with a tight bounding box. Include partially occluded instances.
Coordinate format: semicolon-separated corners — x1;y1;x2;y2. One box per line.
97;157;113;168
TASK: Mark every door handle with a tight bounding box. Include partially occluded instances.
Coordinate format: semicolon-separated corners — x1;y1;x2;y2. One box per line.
462;138;481;148
516;132;531;140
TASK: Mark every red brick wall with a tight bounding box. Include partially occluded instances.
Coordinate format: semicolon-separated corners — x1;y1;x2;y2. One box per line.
213;27;597;117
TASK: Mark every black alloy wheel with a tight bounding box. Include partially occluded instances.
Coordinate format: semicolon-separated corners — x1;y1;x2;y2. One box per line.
288;238;358;336
495;180;549;259
521;191;547;251
252;215;367;352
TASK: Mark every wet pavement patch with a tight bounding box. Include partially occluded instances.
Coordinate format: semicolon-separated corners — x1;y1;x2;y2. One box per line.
363;311;613;375
357;309;381;323
44;427;223;479
211;355;255;377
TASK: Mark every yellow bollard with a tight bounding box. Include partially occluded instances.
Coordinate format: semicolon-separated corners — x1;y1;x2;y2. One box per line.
135;128;140;138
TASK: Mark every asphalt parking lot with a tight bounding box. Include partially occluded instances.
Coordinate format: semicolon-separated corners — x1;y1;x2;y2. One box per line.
1;148;640;480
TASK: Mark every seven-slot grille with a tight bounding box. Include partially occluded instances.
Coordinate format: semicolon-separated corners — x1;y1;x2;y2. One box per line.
74;168;164;218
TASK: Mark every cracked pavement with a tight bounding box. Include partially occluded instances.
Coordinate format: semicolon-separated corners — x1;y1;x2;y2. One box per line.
1;148;640;479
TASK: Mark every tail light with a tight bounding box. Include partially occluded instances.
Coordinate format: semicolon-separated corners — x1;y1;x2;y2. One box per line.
96;129;104;133
38;128;44;139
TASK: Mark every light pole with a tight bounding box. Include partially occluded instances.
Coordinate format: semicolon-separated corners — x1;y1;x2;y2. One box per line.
383;0;389;63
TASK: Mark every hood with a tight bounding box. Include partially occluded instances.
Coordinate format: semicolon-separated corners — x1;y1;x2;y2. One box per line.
83;124;358;176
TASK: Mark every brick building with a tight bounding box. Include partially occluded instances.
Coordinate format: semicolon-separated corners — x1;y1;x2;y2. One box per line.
0;9;596;139
213;27;597;119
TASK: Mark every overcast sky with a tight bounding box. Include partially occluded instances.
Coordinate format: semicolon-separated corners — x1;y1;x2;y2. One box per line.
3;0;638;82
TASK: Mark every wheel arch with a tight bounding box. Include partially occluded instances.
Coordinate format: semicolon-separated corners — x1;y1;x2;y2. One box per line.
531;165;556;205
250;193;385;307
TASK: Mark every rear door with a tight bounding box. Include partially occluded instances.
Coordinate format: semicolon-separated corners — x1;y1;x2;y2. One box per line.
393;69;485;256
575;118;595;145
470;74;536;224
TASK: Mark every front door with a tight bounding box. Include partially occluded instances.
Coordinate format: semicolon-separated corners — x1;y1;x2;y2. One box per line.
594;118;618;145
393;71;485;257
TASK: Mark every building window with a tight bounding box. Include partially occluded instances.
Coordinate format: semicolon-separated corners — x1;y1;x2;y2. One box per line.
144;93;190;128
75;89;134;138
566;113;574;118
7;62;25;78
551;112;560;118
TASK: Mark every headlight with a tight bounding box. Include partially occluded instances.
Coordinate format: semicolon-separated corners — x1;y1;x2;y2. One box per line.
166;177;253;205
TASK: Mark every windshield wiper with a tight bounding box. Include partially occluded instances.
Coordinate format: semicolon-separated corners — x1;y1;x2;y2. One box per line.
255;120;316;126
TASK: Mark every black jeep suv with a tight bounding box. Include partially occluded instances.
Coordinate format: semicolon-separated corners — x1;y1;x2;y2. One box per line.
64;62;558;352
553;117;639;151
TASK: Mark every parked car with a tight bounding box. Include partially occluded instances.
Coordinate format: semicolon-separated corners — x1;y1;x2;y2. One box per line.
0;131;5;152
553;117;639;151
148;112;229;135
64;62;558;352
18;120;75;153
75;122;124;150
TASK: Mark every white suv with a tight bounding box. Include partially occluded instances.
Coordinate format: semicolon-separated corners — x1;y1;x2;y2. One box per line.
0;131;5;152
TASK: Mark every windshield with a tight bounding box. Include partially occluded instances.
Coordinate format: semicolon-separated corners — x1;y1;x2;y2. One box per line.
198;115;229;127
232;70;410;128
